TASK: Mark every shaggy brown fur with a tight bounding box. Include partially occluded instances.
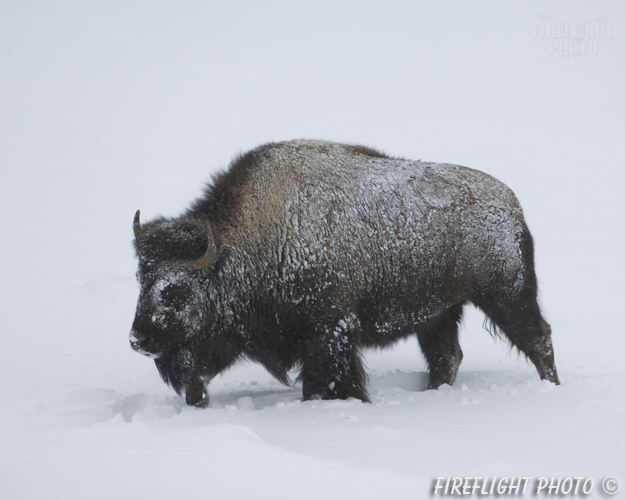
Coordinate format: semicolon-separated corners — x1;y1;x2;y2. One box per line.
130;140;559;407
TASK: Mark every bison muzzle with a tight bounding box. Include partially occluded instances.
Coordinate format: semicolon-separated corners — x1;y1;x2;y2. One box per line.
130;140;559;408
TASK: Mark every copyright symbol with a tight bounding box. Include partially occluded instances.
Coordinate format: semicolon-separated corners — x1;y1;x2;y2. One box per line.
603;477;620;495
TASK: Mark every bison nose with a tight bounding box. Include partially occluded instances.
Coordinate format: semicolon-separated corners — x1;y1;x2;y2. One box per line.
129;330;162;359
129;330;142;349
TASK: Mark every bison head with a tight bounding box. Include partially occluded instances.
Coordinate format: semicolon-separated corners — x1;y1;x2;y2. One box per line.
129;210;216;359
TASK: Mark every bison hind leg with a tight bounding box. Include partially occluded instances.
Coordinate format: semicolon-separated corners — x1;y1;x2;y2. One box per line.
473;291;560;385
298;318;370;403
471;224;560;385
417;303;464;390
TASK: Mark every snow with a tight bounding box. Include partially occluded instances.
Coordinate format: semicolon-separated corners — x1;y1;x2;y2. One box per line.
1;1;624;499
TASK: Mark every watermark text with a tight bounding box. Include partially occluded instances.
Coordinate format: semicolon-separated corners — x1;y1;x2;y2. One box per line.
534;16;614;58
432;476;619;496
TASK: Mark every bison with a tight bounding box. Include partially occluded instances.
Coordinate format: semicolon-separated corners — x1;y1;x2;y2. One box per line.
130;139;559;407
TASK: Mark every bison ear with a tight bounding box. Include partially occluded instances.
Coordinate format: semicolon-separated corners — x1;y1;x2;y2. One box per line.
191;219;217;270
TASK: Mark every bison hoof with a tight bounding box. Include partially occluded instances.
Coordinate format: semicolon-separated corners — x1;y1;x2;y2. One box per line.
193;398;209;409
186;393;209;408
185;382;209;408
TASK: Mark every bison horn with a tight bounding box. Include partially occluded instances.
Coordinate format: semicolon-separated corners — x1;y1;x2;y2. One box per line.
133;210;142;239
191;222;217;270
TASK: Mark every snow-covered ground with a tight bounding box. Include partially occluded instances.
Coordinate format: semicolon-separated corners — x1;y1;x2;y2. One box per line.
1;1;624;498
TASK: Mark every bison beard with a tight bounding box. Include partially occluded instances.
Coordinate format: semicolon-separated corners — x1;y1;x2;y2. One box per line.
129;140;559;408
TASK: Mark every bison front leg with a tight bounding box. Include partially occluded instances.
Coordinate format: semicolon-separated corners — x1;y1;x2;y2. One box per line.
300;318;370;402
417;304;464;390
155;350;210;408
185;376;209;408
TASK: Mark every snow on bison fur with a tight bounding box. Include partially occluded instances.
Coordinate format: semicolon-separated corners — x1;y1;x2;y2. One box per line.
130;139;559;407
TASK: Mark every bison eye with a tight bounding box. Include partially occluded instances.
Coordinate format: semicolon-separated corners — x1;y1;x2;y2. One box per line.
161;284;191;311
